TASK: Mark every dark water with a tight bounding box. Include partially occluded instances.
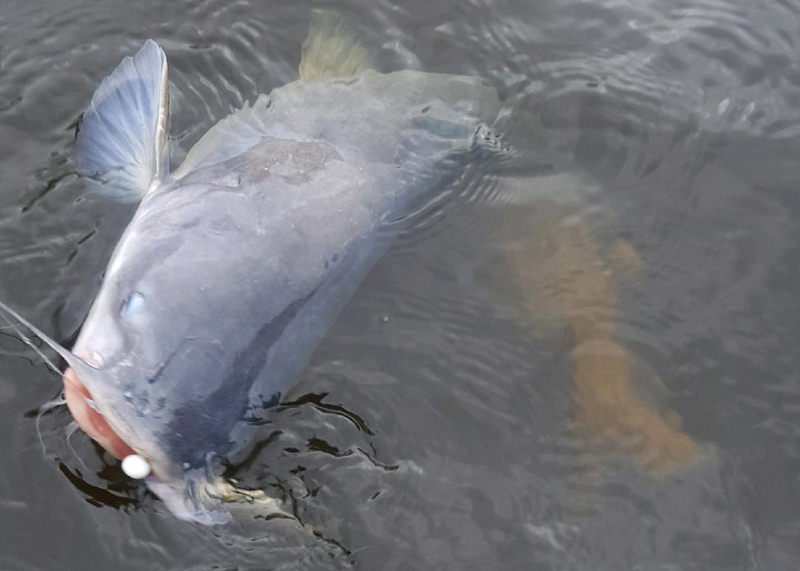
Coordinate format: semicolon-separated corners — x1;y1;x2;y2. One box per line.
2;0;800;569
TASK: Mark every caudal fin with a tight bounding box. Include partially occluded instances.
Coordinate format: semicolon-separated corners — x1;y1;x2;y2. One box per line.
299;11;370;81
75;40;170;201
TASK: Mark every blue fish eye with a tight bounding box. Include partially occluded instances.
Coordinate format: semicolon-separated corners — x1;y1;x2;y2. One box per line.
120;291;145;319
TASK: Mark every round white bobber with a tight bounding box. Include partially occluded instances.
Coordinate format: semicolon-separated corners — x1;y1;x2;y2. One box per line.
121;454;151;479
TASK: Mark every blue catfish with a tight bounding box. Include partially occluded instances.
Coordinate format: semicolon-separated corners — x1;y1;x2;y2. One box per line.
1;13;500;523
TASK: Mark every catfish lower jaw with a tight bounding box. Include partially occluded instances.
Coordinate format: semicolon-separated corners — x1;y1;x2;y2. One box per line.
63;367;136;460
63;371;249;524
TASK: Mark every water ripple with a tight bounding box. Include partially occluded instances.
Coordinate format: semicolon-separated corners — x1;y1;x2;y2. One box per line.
2;0;800;569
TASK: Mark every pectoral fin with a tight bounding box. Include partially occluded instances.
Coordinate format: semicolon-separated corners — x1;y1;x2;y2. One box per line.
75;40;170;201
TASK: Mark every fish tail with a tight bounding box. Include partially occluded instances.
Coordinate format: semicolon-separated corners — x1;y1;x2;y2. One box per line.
299;10;370;81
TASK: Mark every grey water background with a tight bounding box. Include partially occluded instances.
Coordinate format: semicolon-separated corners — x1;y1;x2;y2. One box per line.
0;0;799;569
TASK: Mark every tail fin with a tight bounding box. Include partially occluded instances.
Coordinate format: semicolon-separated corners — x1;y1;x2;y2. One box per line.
75;40;170;202
299;11;370;81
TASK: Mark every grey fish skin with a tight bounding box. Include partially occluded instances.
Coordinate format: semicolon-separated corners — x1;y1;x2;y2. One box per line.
67;22;500;523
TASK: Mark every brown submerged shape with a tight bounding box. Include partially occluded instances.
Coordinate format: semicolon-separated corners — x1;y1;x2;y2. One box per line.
495;201;706;477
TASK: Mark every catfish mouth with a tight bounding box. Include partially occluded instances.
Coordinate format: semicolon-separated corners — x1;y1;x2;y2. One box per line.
63;368;232;524
62;367;137;461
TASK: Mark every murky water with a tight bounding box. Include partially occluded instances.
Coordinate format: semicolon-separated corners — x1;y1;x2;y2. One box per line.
1;0;800;569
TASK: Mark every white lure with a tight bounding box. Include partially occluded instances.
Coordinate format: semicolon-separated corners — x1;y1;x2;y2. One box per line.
121;454;152;479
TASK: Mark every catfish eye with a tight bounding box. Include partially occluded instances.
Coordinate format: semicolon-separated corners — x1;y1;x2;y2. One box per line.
120;291;145;319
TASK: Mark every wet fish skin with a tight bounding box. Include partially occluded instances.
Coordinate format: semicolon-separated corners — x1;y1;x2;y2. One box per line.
61;19;500;523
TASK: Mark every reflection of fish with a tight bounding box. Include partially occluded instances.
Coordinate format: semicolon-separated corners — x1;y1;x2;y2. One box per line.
481;171;705;477
2;12;499;523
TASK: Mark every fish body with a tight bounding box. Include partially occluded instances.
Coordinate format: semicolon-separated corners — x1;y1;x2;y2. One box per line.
55;15;500;522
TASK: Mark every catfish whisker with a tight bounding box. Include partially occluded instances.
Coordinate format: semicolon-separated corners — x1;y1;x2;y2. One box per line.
0;308;65;377
65;420;90;473
35;393;67;455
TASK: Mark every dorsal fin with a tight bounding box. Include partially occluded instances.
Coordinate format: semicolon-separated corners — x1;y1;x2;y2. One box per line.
75;40;170;201
299;11;370;81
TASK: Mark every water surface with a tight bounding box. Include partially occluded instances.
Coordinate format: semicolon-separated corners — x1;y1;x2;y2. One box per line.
1;0;800;569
